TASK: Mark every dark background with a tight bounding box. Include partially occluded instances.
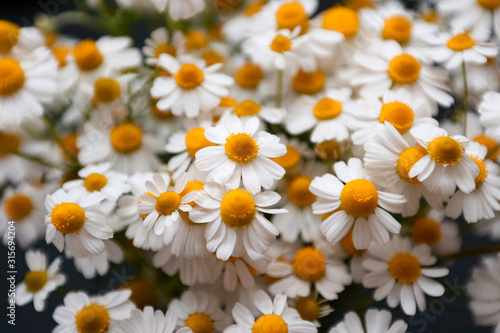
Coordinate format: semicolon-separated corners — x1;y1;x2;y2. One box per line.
0;0;494;332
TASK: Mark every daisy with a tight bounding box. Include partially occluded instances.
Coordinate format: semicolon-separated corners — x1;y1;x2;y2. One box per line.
231;61;266;100
211;254;269;292
409;124;480;196
52;289;135;333
293;296;333;327
112;307;190;333
285;88;357;143
150;54;233;118
224;290;317;333
222;0;268;43
195;116;286;194
478;91;500;139
0;20;45;57
16;250;66;312
72;240;124;279
230;99;286;125
0;47;57;128
329;308;407;333
267;246;352;300
44;188;113;258
142;28;185;66
0;131;36;183
310;158;406;249
151;0;206;20
352;40;453;115
362;236;449;315
189;182;286;260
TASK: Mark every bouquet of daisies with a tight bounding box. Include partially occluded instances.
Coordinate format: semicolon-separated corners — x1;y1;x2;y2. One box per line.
3;0;500;332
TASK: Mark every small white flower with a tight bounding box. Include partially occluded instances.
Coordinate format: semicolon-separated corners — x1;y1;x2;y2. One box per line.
143;28;185;66
151;0;206;20
329;308;407;333
72;240;124;279
478;91;500;139
111;307;188;333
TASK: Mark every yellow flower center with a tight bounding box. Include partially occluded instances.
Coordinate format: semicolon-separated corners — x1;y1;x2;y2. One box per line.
388;252;421;284
341;227;366;256
51;202;87;234
120;278;157;308
271;145;301;170
477;0;500;9
253;314;288;333
235;63;263;89
388;54;421;85
383;16;412;44
185;127;216;158
83;173;108;192
411;216;442;246
244;0;266;16
24;271;47;292
422;10;439;23
474;134;499;161
340;179;379;217
184;30;208;50
322;6;359;38
293;247;326;282
0;20;20;53
175;64;204;90
4;194;33;221
286;176;316;207
276;1;309;33
295;297;321;322
185;313;214;333
73;40;103;72
0;57;25;96
470;155;488;188
0;132;20;158
447;33;476;51
75;303;110;333
203;49;225;66
345;0;376;11
110;123;143;154
379;101;415;134
60;133;79;161
155;191;181;216
397;146;427;184
52;45;71;68
316;140;342;161
270;34;292;53
220;189;256;228
93;78;121;103
293;69;325;95
151;99;173;120
234;100;262;117
224;133;259;163
154;42;176;58
219;96;238;107
180;180;204;209
427;136;463;166
313;98;342;120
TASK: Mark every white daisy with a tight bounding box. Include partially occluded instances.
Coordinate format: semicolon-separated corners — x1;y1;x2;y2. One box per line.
72;240;124;279
211;254;269;292
52;290;135;333
293;296;333;327
230;99;287;125
195;116;286;194
478;91;500;139
362;236;449;315
44;188;112;258
230;61;266;101
0;20;45;57
328;308;407;333
151;0;206;20
143;28;185;66
112;307;189;333
150;54;233;118
189;182;286;260
222;0;268;43
16;250;66;312
310;158;406;249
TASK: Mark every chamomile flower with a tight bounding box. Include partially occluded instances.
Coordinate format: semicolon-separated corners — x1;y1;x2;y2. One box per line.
44;188;112;258
230;99;286;125
151;0;206;20
310;158;406;249
478;91;500;138
212;254;269;292
150;54;233;118
189;182;286;260
16;250;66;312
329;308;407;333
293;296;333;327
195;116;286;194
225;290;317;333
362;236;449;315
222;0;268;43
231;61;266;100
0;20;45;57
112;307;186;333
409;124;480;196
285;88;357;143
267;246;352;300
143;28;185;66
72;240;124;279
52;290;135;333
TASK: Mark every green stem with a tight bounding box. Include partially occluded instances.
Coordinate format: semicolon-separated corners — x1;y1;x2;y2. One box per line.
0;147;64;169
51;11;105;32
438;244;500;261
461;60;469;136
276;69;284;108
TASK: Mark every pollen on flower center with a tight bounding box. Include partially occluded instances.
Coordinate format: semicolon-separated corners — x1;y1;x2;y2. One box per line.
110;123;143;154
383;16;412;44
270;34;292;53
295;297;321;322
253;314;288;333
388;54;421;85
73;40;103;72
322;6;359;38
175;64;204;89
473;134;499;161
293;69;325;95
286;176;316;207
340;179;379;217
75;303;110;333
313;98;342;120
428;136;463;166
4;194;33;220
0;132;20;158
185;127;216;158
271;144;301;170
234;100;262;117
93;77;121;103
155;42;177;58
235;63;263;89
470;155;488;188
447;33;476;51
83;173;108;192
0;57;25;96
220;189;256;228
276;1;309;33
477;0;500;9
51;202;87;234
225;133;259;163
155;191;181;216
397;146;427;184
411;216;442;246
293;247;326;282
24;271;47;292
185;313;214;333
388;252;421;284
0;20;20;53
379;102;415;134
